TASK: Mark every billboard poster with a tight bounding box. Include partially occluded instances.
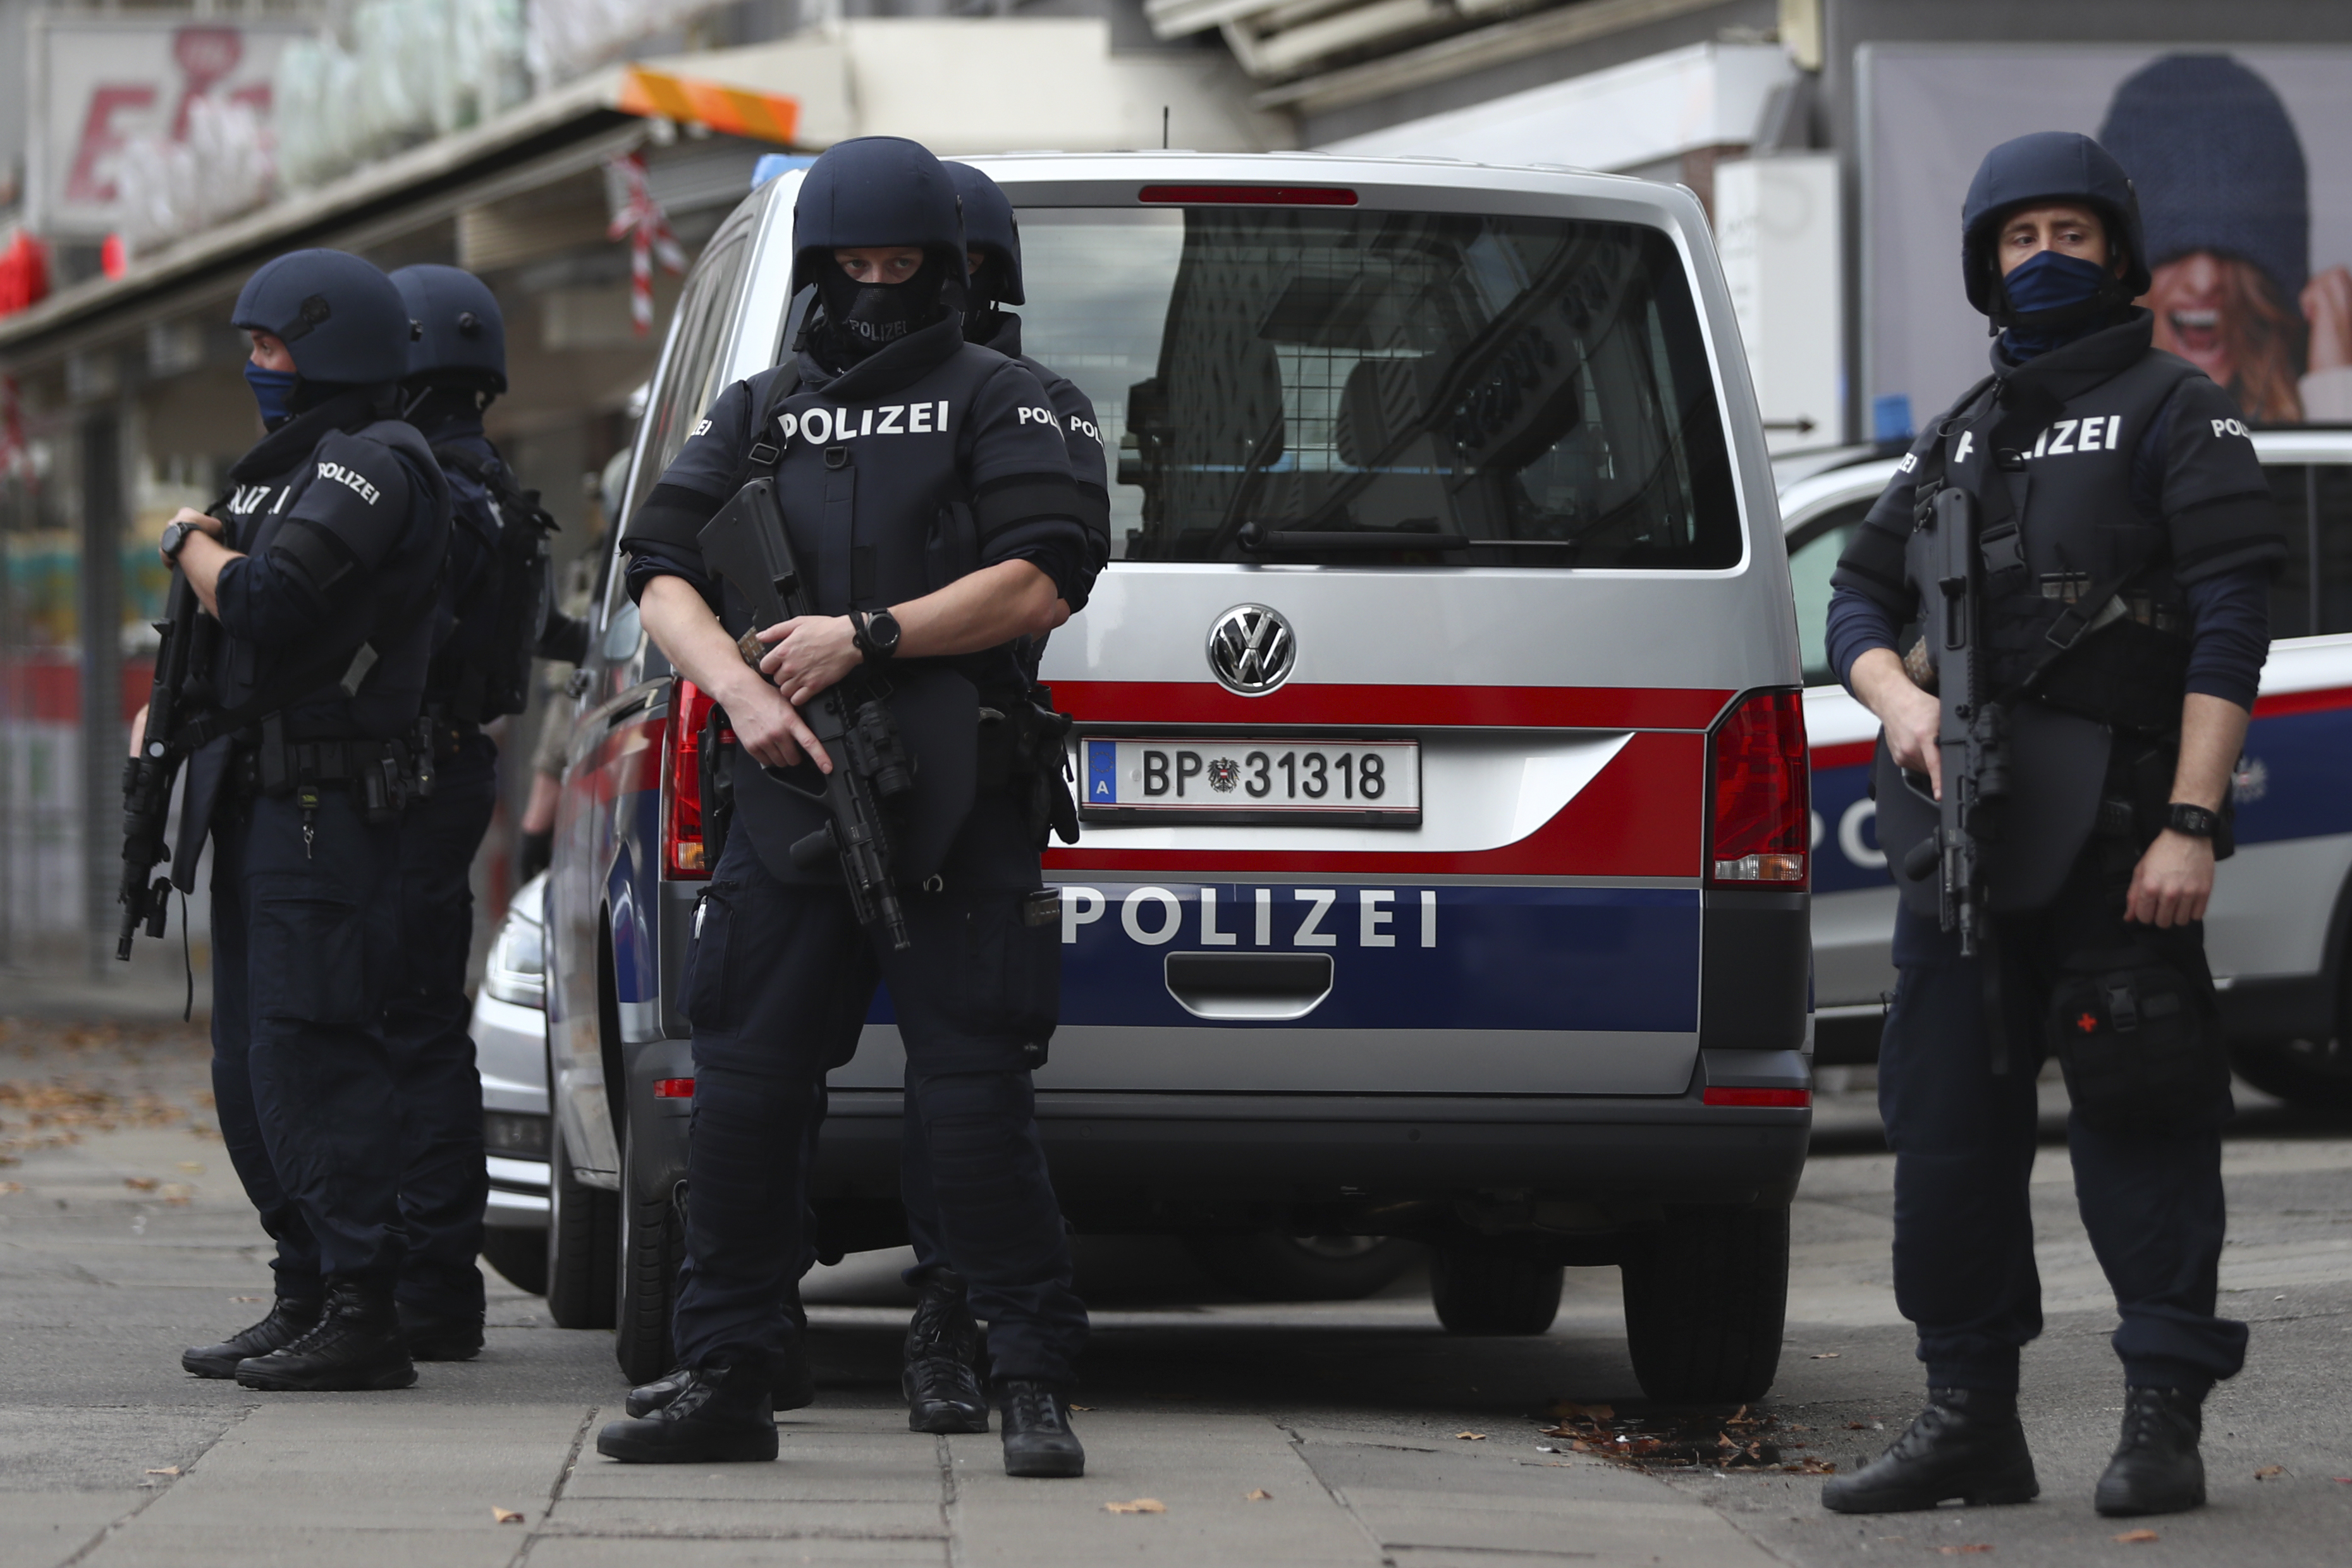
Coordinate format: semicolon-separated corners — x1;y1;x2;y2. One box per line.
1861;44;2352;432
25;13;317;242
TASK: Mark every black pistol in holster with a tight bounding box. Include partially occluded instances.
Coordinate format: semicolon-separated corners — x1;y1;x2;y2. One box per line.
699;476;918;950
1902;483;2011;958
118;541;223;959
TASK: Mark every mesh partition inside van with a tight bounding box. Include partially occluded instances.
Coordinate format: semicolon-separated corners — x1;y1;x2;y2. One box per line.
1016;208;1741;570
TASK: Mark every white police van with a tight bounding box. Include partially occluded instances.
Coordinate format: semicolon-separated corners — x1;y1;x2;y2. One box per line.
1788;433;2352;1106
544;152;1813;1404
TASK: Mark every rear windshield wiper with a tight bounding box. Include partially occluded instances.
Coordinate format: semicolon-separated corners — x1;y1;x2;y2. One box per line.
1237;524;1473;556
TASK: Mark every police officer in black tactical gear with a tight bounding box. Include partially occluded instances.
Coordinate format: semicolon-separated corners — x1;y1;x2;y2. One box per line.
881;159;1108;1439
1820;133;2281;1519
593;136;1095;1474
171;249;452;1391
380;264;579;1363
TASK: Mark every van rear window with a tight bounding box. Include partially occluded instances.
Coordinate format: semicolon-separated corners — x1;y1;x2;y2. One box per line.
1016;207;1740;570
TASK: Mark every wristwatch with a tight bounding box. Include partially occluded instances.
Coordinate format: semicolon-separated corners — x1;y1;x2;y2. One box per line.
160;518;200;562
2167;803;2221;839
854;608;902;665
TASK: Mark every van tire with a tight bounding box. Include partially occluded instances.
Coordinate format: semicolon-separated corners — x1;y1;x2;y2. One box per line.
481;1229;548;1296
546;1113;618;1330
1620;1204;1789;1404
1185;1234;1421;1302
613;1128;683;1385
1430;1246;1564;1335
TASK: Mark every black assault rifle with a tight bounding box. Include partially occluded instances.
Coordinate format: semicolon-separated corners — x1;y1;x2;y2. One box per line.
1903;484;2012;957
699;477;917;950
118;511;225;959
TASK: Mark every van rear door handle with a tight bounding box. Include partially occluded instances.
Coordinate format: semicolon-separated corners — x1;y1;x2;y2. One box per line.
1163;952;1333;1022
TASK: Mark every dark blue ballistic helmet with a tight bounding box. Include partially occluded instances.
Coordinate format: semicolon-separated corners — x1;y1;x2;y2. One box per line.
230;248;410;386
391;264;508;393
790;137;964;295
945;162;1023;306
1960;132;2150;317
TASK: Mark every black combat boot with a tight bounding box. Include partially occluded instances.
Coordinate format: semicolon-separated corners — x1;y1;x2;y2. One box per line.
903;1270;989;1435
396;1302;485;1362
1821;1388;2039;1513
598;1359;777;1464
625;1339;814;1419
235;1281;417;1392
997;1380;1085;1478
2095;1387;2206;1516
182;1295;323;1379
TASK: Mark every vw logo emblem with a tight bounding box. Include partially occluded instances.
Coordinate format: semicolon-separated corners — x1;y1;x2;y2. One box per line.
1206;604;1295;695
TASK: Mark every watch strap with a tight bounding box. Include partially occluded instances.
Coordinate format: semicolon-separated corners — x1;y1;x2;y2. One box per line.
2167;802;2220;838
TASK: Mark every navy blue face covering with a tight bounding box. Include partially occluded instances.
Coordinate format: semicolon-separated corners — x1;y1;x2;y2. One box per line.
1999;250;2120;360
244;363;300;426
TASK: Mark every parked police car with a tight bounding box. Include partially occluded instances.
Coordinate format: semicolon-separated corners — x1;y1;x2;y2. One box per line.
468;873;554;1294
1789;434;2352;1106
540;152;1812;1404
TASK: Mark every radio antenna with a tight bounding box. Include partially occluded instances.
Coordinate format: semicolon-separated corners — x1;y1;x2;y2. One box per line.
1162;106;1170;149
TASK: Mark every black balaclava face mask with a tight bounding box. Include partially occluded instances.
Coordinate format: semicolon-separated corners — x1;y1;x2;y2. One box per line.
813;251;956;365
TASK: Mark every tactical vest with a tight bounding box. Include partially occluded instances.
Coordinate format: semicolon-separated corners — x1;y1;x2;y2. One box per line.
426;438;557;724
715;343;1026;889
1916;347;2202;732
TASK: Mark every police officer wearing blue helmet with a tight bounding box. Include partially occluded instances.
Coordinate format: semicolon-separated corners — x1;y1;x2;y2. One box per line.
596;136;1095;1473
380;264;576;1362
169;249;452;1391
1822;134;2281;1517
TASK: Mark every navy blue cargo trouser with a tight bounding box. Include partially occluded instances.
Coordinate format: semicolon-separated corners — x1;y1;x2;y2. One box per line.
209;785;407;1294
385;733;498;1320
1878;839;2249;1397
671;824;1087;1385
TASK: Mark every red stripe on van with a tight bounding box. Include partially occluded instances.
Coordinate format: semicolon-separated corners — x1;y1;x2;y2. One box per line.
1046;732;1703;879
1810;740;1876;771
1051;682;1734;732
2253;685;2352;720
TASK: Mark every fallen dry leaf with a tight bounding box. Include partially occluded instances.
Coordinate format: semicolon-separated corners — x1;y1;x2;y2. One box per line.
2114;1529;2160;1544
1243;1488;1271;1501
1105;1498;1165;1515
2254;1465;2285;1479
1783;1456;1838;1474
493;1507;524;1524
230;1295;262;1303
123;1176;159;1192
1455;1431;1487;1441
0;1182;22;1196
157;1184;194;1206
144;1467;179;1477
1069;1404;1094;1412
177;1161;204;1173
1810;1351;1841;1359
1933;1548;1993;1557
1547;1400;1615;1421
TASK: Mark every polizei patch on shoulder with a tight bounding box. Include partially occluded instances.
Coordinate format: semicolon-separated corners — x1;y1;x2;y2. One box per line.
316;461;382;506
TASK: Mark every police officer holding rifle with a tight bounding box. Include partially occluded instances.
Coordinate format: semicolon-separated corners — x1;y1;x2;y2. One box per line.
145;249;451;1390
1823;133;2281;1517
596;136;1094;1473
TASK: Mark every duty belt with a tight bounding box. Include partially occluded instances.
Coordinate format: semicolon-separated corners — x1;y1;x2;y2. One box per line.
230;729;434;827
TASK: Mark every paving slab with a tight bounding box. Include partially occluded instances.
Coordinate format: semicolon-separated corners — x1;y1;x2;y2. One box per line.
541;1497;946;1538
522;1539;948;1566
81;1524;526;1568
0;1493;147;1568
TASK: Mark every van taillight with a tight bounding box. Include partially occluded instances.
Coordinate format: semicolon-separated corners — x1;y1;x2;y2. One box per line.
663;680;720;879
1706;689;1808;887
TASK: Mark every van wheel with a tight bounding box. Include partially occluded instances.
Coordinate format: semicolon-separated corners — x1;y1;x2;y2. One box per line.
2230;1035;2352;1110
480;1229;548;1296
613;1129;683;1385
546;1113;618;1330
1431;1246;1564;1335
1185;1234;1421;1301
1620;1204;1789;1404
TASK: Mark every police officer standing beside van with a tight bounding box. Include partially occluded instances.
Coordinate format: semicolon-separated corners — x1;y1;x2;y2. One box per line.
594;137;1094;1474
885;160;1108;1437
381;264;572;1362
1822;134;2280;1517
171;250;452;1390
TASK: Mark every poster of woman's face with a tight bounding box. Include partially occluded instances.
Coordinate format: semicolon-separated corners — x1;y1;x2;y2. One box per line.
1863;45;2352;428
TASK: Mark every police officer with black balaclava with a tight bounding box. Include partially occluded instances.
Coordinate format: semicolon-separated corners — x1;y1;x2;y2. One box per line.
878;159;1108;1438
1820;133;2281;1519
593;137;1094;1474
379;264;576;1364
171;249;452;1391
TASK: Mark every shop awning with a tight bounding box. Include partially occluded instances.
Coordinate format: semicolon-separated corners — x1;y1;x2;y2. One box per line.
0;47;814;374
